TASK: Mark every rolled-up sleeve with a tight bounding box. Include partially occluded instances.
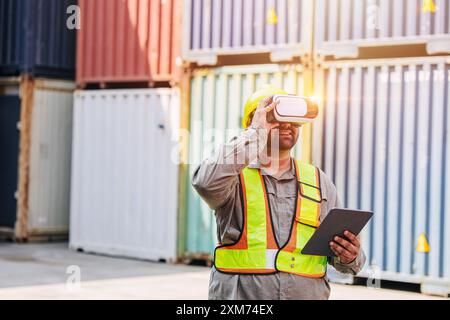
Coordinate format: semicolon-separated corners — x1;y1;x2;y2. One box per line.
332;251;366;275
192;125;269;210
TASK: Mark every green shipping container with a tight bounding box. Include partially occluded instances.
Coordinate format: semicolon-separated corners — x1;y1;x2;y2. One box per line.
181;64;307;261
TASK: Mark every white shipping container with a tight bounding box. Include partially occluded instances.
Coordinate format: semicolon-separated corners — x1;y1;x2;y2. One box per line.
70;89;180;262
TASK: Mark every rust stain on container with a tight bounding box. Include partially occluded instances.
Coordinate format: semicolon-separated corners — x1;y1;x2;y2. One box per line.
16;76;35;240
76;0;182;87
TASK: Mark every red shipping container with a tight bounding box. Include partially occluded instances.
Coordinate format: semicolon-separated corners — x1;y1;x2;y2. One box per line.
76;0;182;87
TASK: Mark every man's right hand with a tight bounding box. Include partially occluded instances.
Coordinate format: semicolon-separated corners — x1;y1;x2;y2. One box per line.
250;96;279;132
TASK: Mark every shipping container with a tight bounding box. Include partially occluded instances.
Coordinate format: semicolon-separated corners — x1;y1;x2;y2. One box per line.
183;0;313;65
315;0;450;58
180;64;310;260
0;79;20;232
70;88;180;262
0;0;76;78
76;0;182;88
0;77;75;240
312;56;450;296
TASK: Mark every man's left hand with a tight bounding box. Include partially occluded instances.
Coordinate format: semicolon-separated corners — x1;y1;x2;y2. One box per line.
329;231;360;264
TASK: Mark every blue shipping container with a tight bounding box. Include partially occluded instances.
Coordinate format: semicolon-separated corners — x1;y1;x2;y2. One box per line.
312;56;450;296
0;84;20;229
0;0;76;79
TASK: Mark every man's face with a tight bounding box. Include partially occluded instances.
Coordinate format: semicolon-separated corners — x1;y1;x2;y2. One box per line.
268;122;300;151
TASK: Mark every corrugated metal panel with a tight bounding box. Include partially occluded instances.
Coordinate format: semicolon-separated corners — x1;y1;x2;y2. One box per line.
70;88;180;262
183;0;313;65
0;83;20;230
312;56;450;293
27;79;75;234
315;0;450;57
184;64;306;258
76;0;182;87
0;0;76;78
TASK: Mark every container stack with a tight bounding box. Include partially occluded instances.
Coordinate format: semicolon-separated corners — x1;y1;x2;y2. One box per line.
0;0;76;241
69;0;182;262
179;0;315;263
179;0;450;296
1;0;444;297
311;0;450;295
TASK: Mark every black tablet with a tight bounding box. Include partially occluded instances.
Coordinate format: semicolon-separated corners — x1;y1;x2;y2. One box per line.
301;208;373;257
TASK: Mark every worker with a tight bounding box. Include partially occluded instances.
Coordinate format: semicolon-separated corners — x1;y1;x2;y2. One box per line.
192;85;366;300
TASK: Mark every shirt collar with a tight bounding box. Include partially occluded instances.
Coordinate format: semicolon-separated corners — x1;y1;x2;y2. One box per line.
249;158;296;181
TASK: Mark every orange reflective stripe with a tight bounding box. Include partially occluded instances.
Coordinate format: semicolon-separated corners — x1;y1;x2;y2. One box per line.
259;172;278;250
283;194;301;253
314;167;321;200
284;270;326;278
222;173;248;250
218;268;277;274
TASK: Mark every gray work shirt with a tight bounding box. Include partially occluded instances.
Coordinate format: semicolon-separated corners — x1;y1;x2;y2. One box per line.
192;125;366;300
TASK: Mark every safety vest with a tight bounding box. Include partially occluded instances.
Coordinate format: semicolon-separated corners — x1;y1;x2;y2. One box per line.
214;160;327;277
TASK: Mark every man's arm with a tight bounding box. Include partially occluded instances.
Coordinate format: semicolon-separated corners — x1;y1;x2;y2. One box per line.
191;124;268;210
192;97;278;210
330;233;366;275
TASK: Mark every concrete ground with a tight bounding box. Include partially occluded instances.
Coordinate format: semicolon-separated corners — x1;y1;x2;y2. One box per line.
0;243;447;300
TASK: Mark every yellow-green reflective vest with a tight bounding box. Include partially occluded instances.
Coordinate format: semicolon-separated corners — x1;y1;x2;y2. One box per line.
214;160;327;277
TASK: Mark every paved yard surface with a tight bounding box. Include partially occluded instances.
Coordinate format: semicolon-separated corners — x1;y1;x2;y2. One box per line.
0;243;447;300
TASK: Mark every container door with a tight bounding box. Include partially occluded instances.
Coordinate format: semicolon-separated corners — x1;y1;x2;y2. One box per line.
0;95;20;228
26;80;75;235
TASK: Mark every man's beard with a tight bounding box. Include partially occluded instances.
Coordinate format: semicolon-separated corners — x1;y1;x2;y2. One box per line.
267;127;299;151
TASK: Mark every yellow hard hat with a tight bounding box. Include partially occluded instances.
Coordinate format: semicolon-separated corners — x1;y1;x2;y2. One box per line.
242;84;288;128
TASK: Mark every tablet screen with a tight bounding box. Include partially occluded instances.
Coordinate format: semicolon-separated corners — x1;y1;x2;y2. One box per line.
301;208;373;257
